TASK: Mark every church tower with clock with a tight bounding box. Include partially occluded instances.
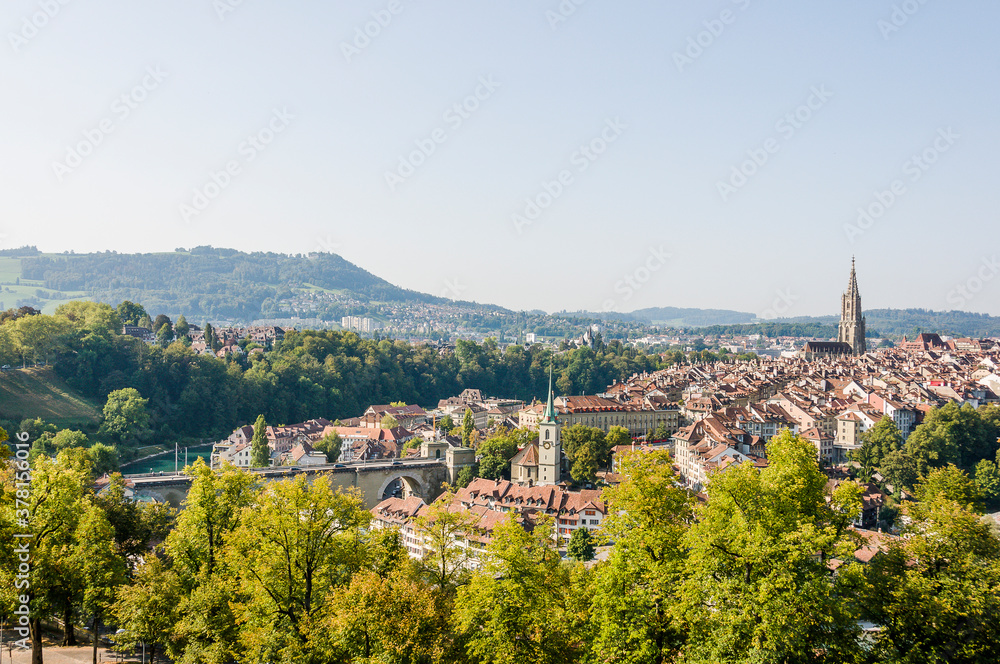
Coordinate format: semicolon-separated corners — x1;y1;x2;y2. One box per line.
538;366;562;486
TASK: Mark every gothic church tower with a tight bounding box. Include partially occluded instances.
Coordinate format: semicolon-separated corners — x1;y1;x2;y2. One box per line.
837;257;867;355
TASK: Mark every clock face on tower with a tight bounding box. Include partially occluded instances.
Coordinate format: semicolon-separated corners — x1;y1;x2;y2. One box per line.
543;442;551;450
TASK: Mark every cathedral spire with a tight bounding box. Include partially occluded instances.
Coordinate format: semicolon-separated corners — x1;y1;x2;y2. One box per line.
848;255;859;297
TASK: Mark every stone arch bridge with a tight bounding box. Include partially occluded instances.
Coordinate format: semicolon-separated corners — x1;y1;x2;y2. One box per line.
125;458;457;509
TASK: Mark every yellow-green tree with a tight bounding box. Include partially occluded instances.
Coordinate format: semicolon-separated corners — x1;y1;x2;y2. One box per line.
861;490;1000;662
454;514;579;664
681;430;864;664
223;475;371;663
589;449;693;663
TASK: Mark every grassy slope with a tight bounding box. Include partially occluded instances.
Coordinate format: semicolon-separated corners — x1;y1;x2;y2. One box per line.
0;256;90;314
0;367;101;428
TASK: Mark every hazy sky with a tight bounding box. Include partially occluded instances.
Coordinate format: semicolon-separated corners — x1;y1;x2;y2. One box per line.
2;1;998;317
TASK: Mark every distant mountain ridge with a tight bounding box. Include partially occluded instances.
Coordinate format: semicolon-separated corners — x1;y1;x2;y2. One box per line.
19;246;448;321
4;246;999;337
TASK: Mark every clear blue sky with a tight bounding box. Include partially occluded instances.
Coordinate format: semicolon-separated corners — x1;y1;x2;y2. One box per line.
2;0;998;317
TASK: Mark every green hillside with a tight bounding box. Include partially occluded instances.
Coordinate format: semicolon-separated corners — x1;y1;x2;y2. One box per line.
14;245;445;322
0;367;102;428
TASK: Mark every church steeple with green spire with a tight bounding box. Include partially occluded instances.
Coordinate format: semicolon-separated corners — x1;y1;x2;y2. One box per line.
537;362;561;485
542;363;557;423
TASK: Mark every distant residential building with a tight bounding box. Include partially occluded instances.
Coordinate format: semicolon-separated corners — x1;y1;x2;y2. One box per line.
341;316;381;333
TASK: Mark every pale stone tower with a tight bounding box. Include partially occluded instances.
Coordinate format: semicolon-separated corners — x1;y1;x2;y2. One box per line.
537;365;562;486
837;257;867;355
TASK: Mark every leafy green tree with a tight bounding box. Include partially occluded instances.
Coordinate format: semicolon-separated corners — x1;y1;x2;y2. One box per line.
454;514;579;664
567;527;595;562
462;408;475;447
249;414;270;467
54;301;121;338
94;474;175;573
174;313;190;339
906;402;996;472
99;388;151;445
224;475;371;661
591;449;693;663
156;323;174;348
51;429;89;450
18;417;56;441
110;556;182;663
415;490;479;594
605;425;630;451
438;415;454;433
380;413;399;430
153;314;172;331
158;458;258;662
454;464;477;488
879;449;919;493
476;427;533;481
916;464;980;510
861;493;1000;663
3;449;93;656
88;442;119;476
562;424;608;483
73;504;128;664
864;416;904;458
115;300;148;326
975;458;1000;503
313;431;342;462
851;438;880;483
138;313;153;330
320;569;450;663
681;430;864;664
652;421;671;441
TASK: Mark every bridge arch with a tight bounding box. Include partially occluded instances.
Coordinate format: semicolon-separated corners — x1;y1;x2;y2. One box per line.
376;473;426;502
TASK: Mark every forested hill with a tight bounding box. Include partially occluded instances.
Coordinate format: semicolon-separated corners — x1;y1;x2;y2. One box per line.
20;247;446;321
570;307;1000;338
770;309;1000;339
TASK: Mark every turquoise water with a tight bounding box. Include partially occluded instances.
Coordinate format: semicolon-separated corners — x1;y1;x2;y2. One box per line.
127;446;213;474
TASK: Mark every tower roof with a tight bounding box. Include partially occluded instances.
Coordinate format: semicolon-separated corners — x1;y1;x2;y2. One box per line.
541;364;557;423
847;256;860;298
